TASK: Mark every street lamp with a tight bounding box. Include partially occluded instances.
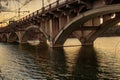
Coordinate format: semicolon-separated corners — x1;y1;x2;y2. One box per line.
117;22;120;26
42;0;44;8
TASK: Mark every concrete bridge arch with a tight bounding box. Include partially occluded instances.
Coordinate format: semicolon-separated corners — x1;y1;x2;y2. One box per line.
25;25;39;31
21;25;47;43
1;34;7;42
87;15;120;44
54;4;120;46
8;32;19;43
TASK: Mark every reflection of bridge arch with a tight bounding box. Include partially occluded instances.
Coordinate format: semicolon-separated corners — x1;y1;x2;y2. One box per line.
22;25;47;43
54;4;120;46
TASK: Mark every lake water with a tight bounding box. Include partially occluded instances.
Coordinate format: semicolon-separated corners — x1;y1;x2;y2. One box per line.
0;37;120;80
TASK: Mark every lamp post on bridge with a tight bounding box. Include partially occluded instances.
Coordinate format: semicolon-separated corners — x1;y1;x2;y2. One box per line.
42;0;44;11
42;0;44;7
41;0;51;10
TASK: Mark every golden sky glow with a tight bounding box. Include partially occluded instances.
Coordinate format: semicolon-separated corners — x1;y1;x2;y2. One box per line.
0;0;57;27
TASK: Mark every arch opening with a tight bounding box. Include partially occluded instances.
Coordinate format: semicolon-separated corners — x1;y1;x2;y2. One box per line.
1;34;7;42
54;4;120;47
22;27;46;45
8;32;19;43
63;38;81;47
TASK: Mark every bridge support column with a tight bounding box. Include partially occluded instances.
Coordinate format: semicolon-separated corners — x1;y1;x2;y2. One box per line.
81;40;93;46
6;34;10;43
80;37;93;46
81;42;93;46
103;15;111;22
16;31;25;43
49;19;54;47
67;15;70;23
59;17;62;30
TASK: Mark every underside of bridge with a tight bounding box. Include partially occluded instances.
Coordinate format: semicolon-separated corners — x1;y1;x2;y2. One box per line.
1;34;7;42
53;17;120;47
21;27;46;44
0;0;120;47
22;28;40;43
53;4;120;47
8;32;19;43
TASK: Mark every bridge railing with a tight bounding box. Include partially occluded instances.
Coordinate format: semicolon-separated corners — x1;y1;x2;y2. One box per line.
17;0;76;24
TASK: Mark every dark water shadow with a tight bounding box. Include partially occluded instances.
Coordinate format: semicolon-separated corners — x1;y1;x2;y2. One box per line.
49;47;68;79
72;46;100;80
17;43;68;79
16;43;100;80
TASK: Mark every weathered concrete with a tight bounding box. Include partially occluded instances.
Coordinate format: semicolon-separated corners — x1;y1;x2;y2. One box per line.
0;0;120;47
54;4;120;47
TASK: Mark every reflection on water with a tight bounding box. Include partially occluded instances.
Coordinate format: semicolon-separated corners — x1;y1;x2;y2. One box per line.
64;46;81;74
72;46;99;80
0;37;120;79
94;37;120;80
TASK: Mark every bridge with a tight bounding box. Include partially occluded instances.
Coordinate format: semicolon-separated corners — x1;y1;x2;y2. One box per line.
0;0;120;47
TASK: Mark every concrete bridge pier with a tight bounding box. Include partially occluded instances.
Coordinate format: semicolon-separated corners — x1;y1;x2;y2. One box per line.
15;31;25;43
80;38;93;46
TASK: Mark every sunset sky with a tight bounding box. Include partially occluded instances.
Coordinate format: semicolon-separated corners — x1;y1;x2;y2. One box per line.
0;0;56;26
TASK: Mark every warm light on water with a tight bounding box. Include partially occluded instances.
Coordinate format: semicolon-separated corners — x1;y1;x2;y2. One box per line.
63;38;81;46
63;46;81;72
94;37;120;79
94;37;120;53
0;37;120;79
